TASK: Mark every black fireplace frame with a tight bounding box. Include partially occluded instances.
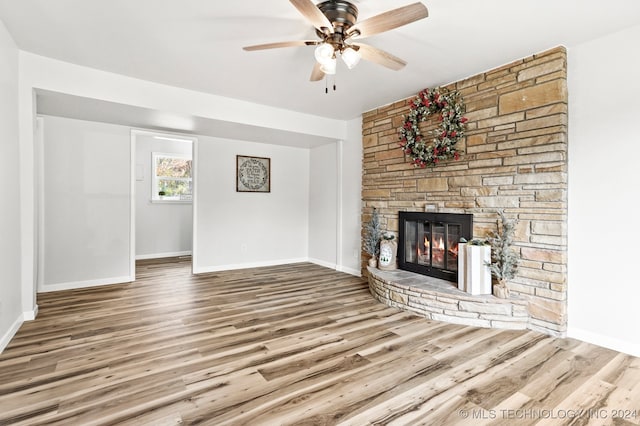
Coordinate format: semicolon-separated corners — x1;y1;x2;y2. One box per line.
398;211;473;282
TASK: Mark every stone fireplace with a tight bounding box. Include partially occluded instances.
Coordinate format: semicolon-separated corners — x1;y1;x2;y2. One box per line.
398;212;472;282
361;46;568;337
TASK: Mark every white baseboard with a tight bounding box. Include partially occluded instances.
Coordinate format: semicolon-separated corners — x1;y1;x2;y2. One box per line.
38;275;134;293
23;305;39;321
568;327;640;358
0;315;23;354
135;251;192;260
309;259;362;277
195;257;363;278
309;258;337;270
337;265;362;277
193;258;309;274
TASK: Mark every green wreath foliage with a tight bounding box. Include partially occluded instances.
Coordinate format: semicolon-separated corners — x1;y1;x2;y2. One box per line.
398;87;468;168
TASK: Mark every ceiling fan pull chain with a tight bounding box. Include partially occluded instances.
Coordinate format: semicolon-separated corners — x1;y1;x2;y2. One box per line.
323;75;337;93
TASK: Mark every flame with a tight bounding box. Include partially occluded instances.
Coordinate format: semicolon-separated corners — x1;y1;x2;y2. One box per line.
418;235;430;260
435;237;444;250
415;234;460;265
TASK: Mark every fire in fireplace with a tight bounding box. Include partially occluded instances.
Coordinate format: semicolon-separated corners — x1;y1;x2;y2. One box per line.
398;212;473;282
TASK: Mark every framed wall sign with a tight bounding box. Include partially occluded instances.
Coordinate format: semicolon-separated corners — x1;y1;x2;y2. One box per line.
236;155;271;193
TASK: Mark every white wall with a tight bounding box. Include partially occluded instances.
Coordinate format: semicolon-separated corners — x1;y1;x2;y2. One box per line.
305;119;363;276
308;143;338;268
568;24;640;357
339;117;363;276
135;133;192;259
0;19;23;352
194;136;310;272
40;115;132;291
39;113;347;289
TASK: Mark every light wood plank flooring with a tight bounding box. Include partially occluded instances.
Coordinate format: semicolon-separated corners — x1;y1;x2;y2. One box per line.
0;258;638;425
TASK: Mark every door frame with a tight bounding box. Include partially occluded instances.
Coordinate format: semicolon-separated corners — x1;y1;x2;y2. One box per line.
129;129;198;279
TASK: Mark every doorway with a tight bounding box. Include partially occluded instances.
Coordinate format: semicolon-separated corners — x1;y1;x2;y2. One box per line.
130;130;197;277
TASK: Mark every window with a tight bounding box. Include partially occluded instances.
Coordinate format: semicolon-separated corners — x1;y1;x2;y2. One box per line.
152;152;192;202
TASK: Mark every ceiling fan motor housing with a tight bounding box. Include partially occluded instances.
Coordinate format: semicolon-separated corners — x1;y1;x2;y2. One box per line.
315;0;358;36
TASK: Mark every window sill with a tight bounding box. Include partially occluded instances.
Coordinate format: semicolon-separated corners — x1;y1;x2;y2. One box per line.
150;199;192;205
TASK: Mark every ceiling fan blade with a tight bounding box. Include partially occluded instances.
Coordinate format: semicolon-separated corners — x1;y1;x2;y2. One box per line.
347;3;428;39
243;40;318;51
290;0;334;33
310;62;325;81
356;43;407;71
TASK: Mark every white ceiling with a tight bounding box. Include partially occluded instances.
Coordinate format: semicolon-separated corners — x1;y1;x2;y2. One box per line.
2;0;640;122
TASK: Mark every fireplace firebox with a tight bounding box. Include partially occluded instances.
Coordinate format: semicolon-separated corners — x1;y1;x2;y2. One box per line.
398;212;473;282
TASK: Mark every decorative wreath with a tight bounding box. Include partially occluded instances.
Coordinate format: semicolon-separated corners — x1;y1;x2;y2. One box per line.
398;87;468;168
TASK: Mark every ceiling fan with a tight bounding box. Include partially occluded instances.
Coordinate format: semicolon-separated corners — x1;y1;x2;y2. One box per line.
243;0;428;82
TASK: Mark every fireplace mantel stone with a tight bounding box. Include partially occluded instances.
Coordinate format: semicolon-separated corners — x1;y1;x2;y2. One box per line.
367;267;530;330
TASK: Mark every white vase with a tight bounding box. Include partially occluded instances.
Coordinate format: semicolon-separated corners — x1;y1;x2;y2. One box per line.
465;245;492;295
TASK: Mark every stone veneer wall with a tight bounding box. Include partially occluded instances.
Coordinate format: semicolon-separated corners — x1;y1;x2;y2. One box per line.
361;47;568;336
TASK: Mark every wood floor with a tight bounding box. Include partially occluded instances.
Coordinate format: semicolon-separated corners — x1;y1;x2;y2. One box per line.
1;259;638;425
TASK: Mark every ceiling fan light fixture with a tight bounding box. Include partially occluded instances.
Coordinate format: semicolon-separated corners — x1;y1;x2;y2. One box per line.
341;46;361;69
314;43;335;66
320;56;337;75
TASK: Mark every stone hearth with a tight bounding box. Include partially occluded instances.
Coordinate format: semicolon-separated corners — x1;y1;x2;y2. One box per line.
368;267;530;330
